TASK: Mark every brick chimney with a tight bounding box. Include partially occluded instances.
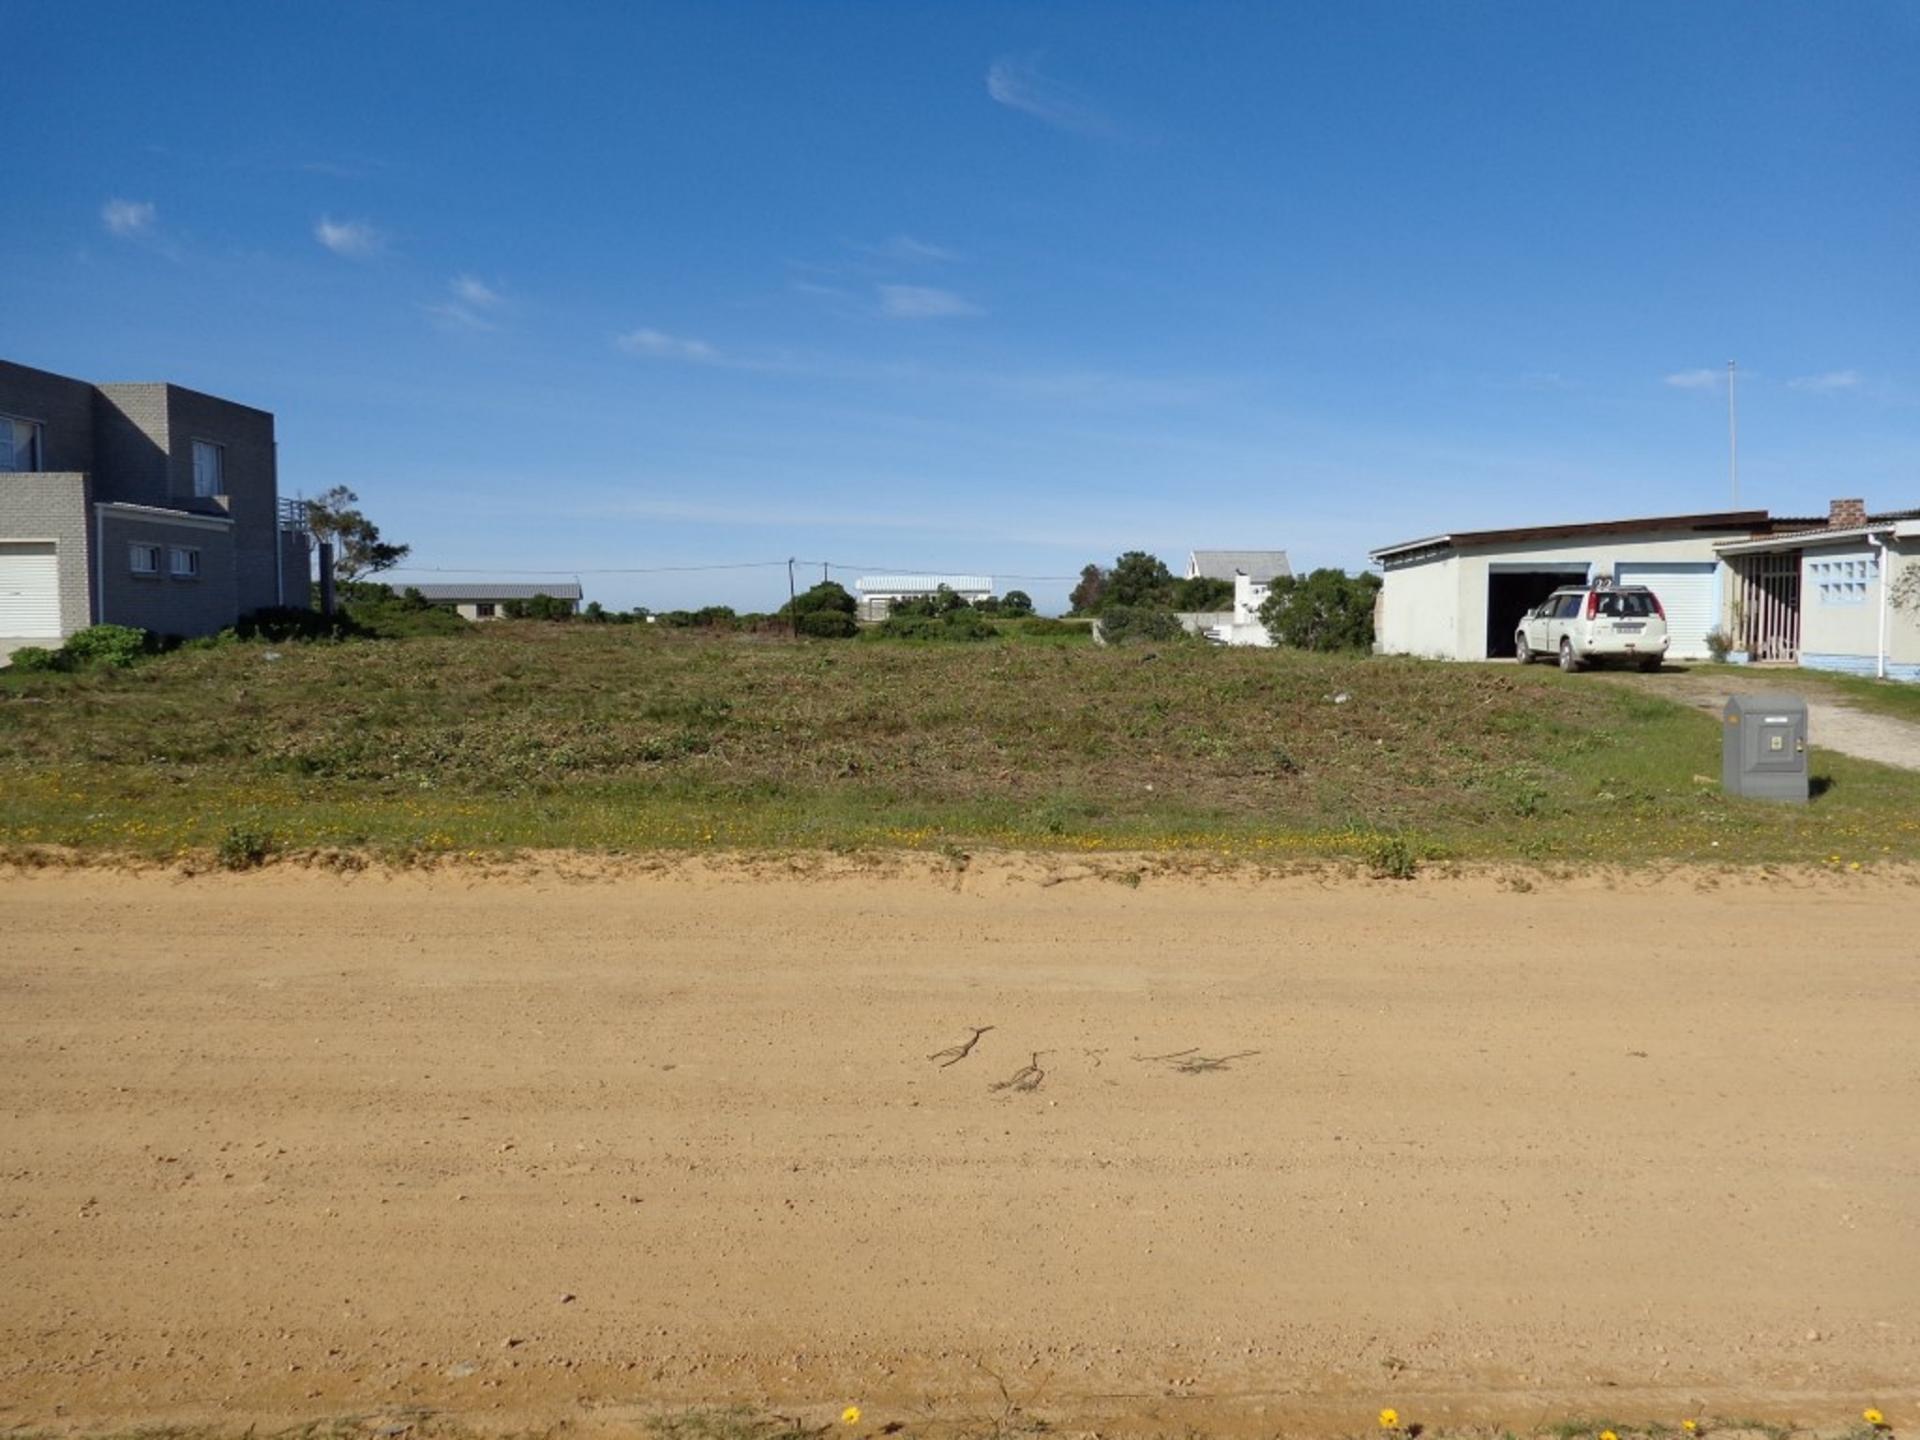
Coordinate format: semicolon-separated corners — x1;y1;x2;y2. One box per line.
1829;497;1868;528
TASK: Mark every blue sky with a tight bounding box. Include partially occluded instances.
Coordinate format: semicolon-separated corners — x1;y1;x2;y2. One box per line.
6;1;1918;613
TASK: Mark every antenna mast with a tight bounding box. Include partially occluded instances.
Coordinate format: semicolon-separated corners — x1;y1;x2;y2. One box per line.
1727;359;1739;507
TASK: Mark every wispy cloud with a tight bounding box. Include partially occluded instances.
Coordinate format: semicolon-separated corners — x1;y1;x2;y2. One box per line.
878;284;982;319
1789;369;1861;393
101;198;156;238
423;274;507;332
1663;368;1723;391
315;215;384;258
616;327;721;363
864;234;963;264
986;54;1114;136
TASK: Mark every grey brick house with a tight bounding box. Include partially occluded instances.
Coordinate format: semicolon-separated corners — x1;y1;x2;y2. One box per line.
0;358;308;644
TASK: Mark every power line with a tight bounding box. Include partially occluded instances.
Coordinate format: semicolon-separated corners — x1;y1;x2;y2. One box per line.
381;558;1084;582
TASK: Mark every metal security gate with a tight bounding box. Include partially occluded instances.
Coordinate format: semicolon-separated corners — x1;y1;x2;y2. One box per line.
0;541;61;638
1728;550;1801;661
1615;561;1719;660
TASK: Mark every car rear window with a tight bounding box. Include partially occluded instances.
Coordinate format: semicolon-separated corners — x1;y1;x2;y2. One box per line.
1595;591;1656;618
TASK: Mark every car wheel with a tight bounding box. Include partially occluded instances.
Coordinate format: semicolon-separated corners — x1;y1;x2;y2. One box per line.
1559;637;1581;673
1515;634;1532;664
1639;656;1662;672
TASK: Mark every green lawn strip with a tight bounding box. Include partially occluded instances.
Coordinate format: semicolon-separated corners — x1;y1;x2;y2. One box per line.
3;628;1918;867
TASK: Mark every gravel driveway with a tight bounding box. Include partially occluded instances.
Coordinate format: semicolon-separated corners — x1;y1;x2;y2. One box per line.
1611;667;1920;770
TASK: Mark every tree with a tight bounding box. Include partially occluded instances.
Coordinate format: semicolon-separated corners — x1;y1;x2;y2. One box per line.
1170;575;1233;612
1105;551;1175;610
1001;589;1035;618
303;486;411;584
1068;564;1108;615
781;580;857;618
1257;569;1382;651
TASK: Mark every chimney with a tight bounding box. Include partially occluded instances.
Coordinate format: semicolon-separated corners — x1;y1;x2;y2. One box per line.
1828;498;1867;529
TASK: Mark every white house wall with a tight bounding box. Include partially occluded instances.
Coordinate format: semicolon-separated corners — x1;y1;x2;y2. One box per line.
1379;529;1734;661
1798;536;1920;680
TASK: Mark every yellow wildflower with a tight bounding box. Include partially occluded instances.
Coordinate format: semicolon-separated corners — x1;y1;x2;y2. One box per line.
1379;1411;1400;1431
1600;1432;1618;1440
1863;1412;1885;1430
1682;1424;1698;1435
842;1408;862;1427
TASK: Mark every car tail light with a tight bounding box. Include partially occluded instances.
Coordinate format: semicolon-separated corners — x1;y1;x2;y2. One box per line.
1584;591;1599;619
1650;593;1666;619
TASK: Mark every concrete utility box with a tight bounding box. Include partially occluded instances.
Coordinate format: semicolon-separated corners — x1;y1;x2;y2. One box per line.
1722;694;1809;804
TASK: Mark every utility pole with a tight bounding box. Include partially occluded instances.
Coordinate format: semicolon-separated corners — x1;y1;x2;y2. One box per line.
1727;359;1739;508
787;557;799;639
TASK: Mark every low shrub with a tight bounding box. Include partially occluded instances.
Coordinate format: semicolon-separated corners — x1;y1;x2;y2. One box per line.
216;823;272;871
797;610;859;639
875;610;998;642
63;624;153;669
233;606;366;642
6;645;67;673
1704;628;1734;663
1360;833;1419;880
1015;617;1085;639
1095;605;1186;646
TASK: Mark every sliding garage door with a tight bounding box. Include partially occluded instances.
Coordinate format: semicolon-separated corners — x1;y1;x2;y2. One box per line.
0;541;61;638
1615;561;1718;660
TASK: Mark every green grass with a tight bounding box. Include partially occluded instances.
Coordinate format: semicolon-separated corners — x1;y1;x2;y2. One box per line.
3;625;1918;866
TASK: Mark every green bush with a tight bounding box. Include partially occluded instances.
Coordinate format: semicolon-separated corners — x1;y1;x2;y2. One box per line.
216;823;272;871
233;606;366;642
874;609;998;642
1704;628;1734;663
1360;833;1419;880
1095;605;1186;646
1257;569;1381;651
1000;589;1035;618
1014;617;1085;639
6;645;67;673
797;610;859;639
63;624;154;669
783;580;858;619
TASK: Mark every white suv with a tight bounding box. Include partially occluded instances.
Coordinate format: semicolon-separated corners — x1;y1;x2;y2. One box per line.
1515;584;1669;672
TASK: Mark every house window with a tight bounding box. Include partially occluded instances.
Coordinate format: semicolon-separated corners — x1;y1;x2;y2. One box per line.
192;440;224;497
129;543;162;576
1;414;43;471
169;545;201;579
474;602;495;618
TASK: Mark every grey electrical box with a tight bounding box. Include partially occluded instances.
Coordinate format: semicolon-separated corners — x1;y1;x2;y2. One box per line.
1722;694;1809;803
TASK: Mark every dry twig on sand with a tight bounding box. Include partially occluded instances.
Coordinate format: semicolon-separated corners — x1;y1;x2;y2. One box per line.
928;1025;995;1068
991;1052;1047;1093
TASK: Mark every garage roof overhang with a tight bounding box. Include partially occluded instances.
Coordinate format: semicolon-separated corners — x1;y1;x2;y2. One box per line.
1370;509;1770;566
1717;519;1919;556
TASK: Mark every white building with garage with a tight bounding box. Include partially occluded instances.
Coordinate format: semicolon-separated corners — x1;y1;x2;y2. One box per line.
1369;509;1774;662
852;574;994;621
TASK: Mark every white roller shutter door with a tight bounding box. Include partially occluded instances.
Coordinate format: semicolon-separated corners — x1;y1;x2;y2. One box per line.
1616;562;1718;660
0;542;62;638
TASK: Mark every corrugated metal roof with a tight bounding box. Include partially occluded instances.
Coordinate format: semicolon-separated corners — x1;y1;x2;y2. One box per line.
1187;550;1292;583
1371;510;1770;562
854;575;993;594
408;582;583;602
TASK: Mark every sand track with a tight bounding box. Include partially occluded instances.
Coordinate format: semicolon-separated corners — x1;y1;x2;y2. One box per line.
2;858;1917;1433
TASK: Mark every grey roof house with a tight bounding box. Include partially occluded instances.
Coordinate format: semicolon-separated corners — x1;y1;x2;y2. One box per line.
409;581;583;620
1186;549;1293;584
1;357;308;647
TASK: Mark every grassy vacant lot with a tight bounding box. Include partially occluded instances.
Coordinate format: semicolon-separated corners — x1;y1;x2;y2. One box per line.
3;624;1918;865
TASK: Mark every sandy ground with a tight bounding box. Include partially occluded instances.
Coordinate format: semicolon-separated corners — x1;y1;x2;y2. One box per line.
3;857;1918;1436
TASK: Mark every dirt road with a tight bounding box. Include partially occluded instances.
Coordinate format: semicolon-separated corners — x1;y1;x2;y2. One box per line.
3;858;1917;1434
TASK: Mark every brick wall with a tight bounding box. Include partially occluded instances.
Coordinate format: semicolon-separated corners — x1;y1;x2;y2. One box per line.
0;360;97;473
90;383;172;505
0;472;94;636
98;510;239;639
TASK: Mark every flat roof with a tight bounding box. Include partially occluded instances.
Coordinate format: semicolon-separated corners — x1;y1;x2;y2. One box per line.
410;582;583;602
1371;509;1771;562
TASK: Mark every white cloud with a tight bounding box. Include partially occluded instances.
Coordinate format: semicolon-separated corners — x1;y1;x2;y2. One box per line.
452;274;501;307
616;328;721;363
101;198;156;238
1663;368;1722;390
315;216;384;258
423;275;507;333
1789;369;1861;393
986;55;1113;136
866;235;963;264
878;284;982;319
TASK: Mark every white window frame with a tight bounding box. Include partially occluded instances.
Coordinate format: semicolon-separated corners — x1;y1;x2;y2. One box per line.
168;545;201;579
129;542;163;576
191;439;225;498
2;413;44;472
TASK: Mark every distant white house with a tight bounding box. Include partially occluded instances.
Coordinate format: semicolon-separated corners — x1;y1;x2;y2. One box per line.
853;574;994;622
1183;549;1292;647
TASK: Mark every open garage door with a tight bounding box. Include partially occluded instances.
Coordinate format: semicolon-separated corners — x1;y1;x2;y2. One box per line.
1615;562;1718;660
0;541;62;640
1486;564;1588;657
